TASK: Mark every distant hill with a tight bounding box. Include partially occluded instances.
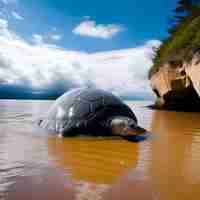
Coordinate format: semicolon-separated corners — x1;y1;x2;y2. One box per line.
0;85;151;100
0;85;63;100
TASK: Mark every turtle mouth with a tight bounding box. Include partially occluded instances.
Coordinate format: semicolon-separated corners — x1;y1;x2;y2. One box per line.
125;126;147;135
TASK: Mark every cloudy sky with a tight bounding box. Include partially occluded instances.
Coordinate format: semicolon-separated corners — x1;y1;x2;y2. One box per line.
0;0;177;99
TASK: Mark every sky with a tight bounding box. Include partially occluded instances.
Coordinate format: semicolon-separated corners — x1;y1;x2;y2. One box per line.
0;0;178;99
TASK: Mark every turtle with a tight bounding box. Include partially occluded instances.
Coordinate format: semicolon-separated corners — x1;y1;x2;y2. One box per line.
39;88;146;138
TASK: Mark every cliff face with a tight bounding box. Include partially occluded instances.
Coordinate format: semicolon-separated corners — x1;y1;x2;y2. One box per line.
149;1;200;110
186;52;200;95
150;51;200;110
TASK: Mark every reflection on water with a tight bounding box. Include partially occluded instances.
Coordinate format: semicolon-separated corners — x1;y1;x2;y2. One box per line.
48;138;138;184
1;100;200;199
149;110;200;200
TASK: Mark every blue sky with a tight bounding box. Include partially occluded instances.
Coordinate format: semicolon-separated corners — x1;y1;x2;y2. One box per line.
0;0;178;99
8;0;178;52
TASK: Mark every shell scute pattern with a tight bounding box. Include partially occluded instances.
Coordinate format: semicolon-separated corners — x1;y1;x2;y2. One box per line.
40;88;137;136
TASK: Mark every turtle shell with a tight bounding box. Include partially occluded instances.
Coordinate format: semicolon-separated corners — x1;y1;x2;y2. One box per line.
40;88;137;136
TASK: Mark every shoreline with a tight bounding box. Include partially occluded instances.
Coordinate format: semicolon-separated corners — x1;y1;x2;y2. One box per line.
146;104;200;112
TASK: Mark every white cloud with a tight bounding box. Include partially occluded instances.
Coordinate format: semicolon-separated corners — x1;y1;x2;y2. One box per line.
50;34;62;41
73;20;124;39
32;33;62;44
32;34;44;44
1;0;17;4
0;18;161;98
12;11;24;20
0;18;8;28
0;18;17;39
1;0;9;4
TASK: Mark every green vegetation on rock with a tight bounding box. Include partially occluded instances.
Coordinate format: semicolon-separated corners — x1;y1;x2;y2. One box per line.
149;0;200;78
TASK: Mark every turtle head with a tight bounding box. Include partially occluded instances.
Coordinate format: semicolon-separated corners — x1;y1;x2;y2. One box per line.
110;116;146;136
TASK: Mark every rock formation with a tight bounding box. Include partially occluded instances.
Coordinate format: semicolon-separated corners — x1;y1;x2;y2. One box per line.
150;50;200;110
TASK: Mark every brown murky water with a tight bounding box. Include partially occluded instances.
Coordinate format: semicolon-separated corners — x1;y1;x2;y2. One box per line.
1;100;200;200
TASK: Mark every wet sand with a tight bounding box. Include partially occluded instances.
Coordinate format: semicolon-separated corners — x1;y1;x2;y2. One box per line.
1;100;200;199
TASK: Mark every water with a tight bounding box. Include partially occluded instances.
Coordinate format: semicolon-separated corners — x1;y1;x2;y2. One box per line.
1;100;200;200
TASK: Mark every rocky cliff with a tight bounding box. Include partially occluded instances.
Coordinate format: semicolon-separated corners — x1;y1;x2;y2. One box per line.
149;1;200;111
150;50;200;110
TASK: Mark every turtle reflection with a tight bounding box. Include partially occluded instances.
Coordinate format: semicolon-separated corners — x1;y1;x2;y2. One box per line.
47;138;139;184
